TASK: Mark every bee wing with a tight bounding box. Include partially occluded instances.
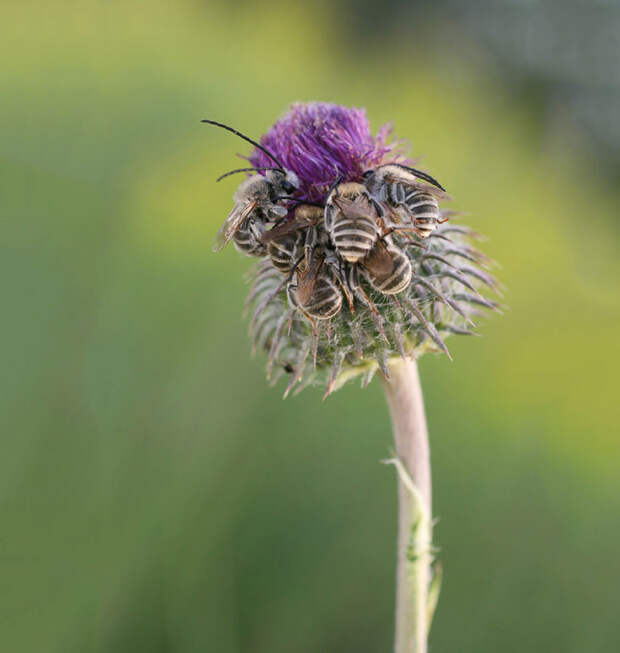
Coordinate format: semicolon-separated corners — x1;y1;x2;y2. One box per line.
333;195;376;221
295;256;323;305
212;201;258;252
261;215;300;243
363;240;394;276
262;204;323;243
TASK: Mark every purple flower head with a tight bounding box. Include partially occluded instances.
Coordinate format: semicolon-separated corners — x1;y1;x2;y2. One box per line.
249;102;408;202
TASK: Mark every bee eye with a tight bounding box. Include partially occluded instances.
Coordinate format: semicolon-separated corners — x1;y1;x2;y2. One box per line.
282;181;295;194
362;170;372;179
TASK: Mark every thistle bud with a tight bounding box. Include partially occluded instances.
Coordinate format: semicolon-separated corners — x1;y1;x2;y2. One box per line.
216;102;500;397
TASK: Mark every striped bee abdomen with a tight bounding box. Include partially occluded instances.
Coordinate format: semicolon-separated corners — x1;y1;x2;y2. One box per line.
329;214;378;263
364;245;412;295
405;190;440;238
289;265;343;321
233;220;267;257
300;274;342;319
325;183;380;263
268;232;300;274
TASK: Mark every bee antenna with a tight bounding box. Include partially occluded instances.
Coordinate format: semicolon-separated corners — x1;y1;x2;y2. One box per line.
393;164;446;192
216;167;282;182
201;119;286;171
327;175;344;197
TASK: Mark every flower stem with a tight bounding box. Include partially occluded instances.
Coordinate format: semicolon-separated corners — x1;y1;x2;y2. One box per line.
383;359;434;653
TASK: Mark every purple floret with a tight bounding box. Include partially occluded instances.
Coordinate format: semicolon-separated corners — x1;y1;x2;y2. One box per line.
249;102;408;202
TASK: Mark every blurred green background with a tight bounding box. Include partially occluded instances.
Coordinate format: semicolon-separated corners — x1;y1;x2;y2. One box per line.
2;1;619;651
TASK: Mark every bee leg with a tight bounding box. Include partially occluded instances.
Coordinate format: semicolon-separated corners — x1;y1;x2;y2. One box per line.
382;201;402;226
355;283;379;317
382;225;422;237
271;214;289;229
339;277;355;314
347;265;370;310
287;280;318;334
348;265;389;344
404;234;427;248
286;255;305;286
325;255;355;313
248;219;263;241
302;309;317;330
381;224;428;249
371;198;385;218
304;226;318;267
266;204;289;223
343;288;355;314
389;182;407;207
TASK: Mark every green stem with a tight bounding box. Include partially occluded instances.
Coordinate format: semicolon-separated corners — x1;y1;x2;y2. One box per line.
383;359;434;653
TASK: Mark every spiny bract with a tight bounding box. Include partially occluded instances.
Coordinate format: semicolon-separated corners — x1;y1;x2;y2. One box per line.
221;103;500;397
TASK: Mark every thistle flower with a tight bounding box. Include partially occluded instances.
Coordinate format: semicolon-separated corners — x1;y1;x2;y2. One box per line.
241;102;500;398
207;102;501;653
249;103;407;203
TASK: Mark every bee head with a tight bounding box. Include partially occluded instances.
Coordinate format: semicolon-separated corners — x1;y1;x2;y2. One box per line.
268;169;299;196
362;169;378;187
281;170;300;195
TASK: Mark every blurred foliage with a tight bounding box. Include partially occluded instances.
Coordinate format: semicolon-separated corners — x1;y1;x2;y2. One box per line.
1;1;619;652
347;0;620;170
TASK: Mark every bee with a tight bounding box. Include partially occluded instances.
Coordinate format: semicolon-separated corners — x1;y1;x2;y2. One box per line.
404;190;442;239
361;238;412;295
266;229;303;274
265;203;325;238
232;215;269;257
262;203;325;270
363;163;447;238
287;253;343;321
202;119;300;253
363;163;445;202
324;182;382;263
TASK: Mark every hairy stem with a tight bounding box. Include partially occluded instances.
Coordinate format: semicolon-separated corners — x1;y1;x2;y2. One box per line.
383;359;433;653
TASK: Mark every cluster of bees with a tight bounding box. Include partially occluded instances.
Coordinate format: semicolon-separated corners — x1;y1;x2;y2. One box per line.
206;120;448;324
